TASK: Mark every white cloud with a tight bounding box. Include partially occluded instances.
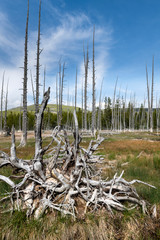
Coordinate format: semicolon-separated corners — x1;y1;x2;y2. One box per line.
0;6;113;109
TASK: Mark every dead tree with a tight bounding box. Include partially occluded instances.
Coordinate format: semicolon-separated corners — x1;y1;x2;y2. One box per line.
3;80;9;135
150;57;154;132
56;74;59;126
35;0;41;115
84;45;89;130
67;86;70;129
0;71;4;132
112;78;118;131
58;62;61;125
43;66;46;96
123;87;127;131
30;70;36;106
156;96;159;134
97;79;103;132
58;62;65;126
19;95;22;131
81;79;84;130
146;65;150;131
92;26;96;136
21;0;29;146
75;68;77;112
0;87;156;219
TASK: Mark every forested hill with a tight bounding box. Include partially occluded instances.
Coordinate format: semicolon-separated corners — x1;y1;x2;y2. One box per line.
8;104;77;113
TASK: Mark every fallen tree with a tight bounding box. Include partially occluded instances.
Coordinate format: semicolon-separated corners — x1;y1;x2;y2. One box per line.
0;87;156;219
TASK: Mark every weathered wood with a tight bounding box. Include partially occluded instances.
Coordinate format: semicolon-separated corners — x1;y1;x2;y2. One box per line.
21;0;29;146
0;90;156;219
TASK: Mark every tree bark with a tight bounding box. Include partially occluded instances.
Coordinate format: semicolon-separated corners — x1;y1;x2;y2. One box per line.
92;26;96;136
35;0;41;115
21;0;29;146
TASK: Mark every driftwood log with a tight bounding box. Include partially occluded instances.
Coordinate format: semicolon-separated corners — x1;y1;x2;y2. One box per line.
0;88;156;219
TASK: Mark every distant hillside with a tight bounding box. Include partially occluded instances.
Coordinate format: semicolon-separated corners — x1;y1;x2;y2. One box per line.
8;104;79;114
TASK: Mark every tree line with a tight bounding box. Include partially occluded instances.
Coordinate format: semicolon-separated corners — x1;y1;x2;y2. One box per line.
1;97;159;132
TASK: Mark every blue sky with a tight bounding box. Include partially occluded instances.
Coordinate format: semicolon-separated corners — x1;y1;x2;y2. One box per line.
0;0;160;109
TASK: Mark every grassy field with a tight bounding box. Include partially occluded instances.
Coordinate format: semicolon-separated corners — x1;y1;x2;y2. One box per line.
0;131;160;239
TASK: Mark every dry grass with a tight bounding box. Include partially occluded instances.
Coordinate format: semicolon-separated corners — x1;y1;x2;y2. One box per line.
102;139;160;155
0;210;160;240
0;131;160;239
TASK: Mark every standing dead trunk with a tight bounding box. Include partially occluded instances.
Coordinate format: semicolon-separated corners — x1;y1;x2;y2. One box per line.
75;68;77;112
150;57;154;132
58;62;65;126
30;70;35;106
19;95;22;131
3;80;9;134
67;86;70;129
35;0;41;115
56;75;59;126
112;78;118;131
123;87;127;131
146;65;150;131
81;79;84;130
0;71;4;132
97;79;103;132
21;0;29;146
92;26;96;136
84;45;89;130
34;87;50;180
43;66;46;96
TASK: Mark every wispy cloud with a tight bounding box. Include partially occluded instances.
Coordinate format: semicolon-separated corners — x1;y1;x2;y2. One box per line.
0;3;113;109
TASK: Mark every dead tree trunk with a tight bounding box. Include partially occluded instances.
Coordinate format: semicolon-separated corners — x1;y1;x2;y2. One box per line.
35;0;41;115
84;45;89;130
0;71;4;132
75;68;77;112
58;62;65;126
123;87;127;131
34;87;50;180
92;26;96;136
56;75;59;126
112;78;118;131
3;80;9;135
146;65;150;131
43;66;46;96
19;95;22;131
81;79;84;130
150;56;154;132
30;70;36;106
97;79;103;132
21;0;29;146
